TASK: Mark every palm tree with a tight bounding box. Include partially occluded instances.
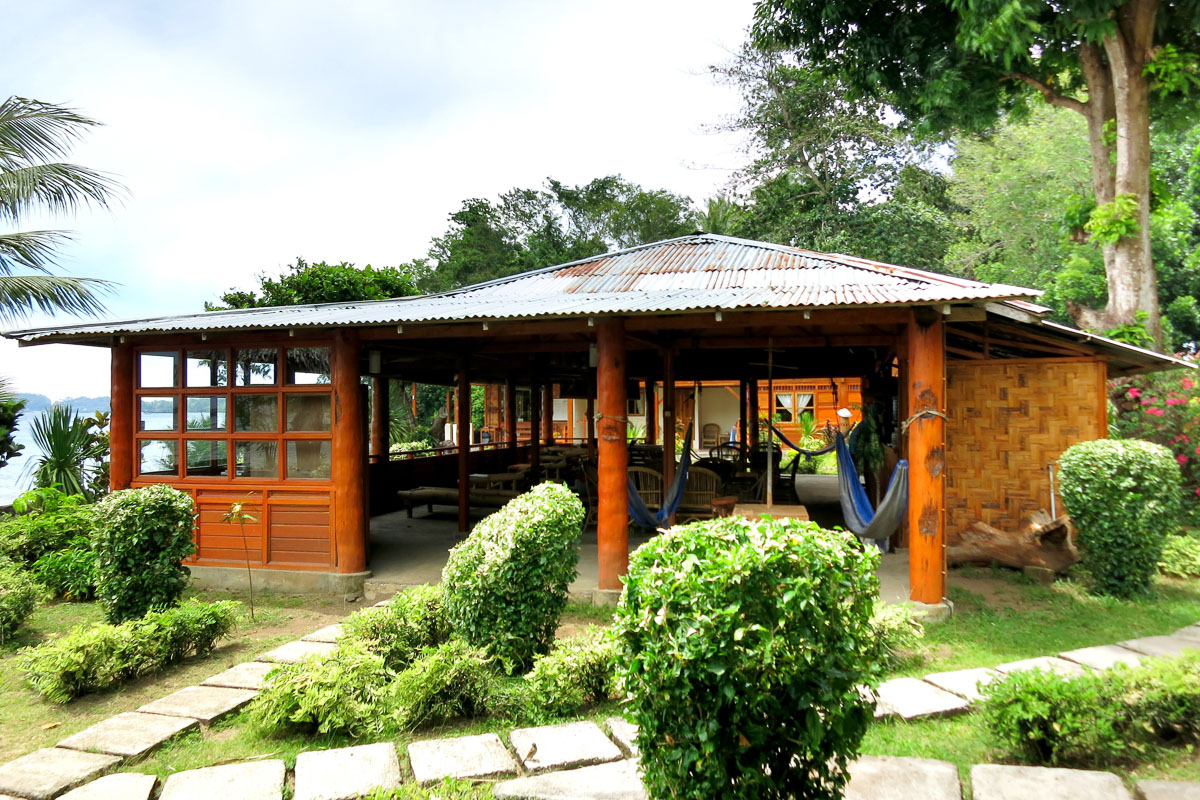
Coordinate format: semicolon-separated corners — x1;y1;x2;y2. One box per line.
0;96;120;322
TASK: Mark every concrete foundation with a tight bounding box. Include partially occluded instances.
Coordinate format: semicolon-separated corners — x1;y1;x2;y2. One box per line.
188;565;370;598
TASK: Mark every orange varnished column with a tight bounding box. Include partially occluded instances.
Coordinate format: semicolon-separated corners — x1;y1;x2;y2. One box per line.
505;379;517;450
456;360;471;533
906;310;946;604
597;319;629;591
332;331;367;574
370;376;388;462
109;342;134;491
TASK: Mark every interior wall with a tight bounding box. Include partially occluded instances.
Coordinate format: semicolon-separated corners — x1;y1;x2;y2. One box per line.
945;357;1107;541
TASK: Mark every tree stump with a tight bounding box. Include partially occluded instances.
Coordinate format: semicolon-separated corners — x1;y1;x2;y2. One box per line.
947;510;1080;573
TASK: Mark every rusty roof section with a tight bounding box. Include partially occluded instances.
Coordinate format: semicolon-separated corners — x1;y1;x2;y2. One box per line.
3;234;1045;345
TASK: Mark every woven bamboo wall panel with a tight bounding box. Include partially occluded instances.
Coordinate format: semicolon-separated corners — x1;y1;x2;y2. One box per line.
945;359;1105;541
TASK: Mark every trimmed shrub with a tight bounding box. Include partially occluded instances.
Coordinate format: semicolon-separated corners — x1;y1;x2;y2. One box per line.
870;602;925;670
1127;651;1200;743
249;642;393;737
1159;534;1200;578
1059;439;1181;597
522;626;619;719
0;488;98;567
0;561;40;644
94;484;197;622
393;639;495;730
33;537;97;600
22;599;238;703
442;482;584;673
613;516;880;800
341;584;451;670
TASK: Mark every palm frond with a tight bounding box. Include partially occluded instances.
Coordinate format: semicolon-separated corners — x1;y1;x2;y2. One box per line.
0;162;121;224
0;229;73;274
25;403;93;496
0;273;111;321
0;97;102;169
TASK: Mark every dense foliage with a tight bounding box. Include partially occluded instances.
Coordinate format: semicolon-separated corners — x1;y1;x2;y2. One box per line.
33;536;97;600
94;485;197;623
392;638;495;730
208;257;422;310
1160;533;1200;578
613;516;880;800
0;397;25;471
21;599;238;703
0;488;98;567
520;626;619;720
442;483;584;673
1059;439;1182;597
339;584;452;670
1111;366;1200;501
27;406;109;499
0;559;39;643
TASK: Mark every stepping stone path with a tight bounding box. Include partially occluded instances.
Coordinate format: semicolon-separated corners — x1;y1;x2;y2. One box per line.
971;764;1132;800
57;772;156;800
137;685;258;725
255;640;337;664
922;667;999;702
1059;644;1145;670
159;760;285;800
875;677;971;719
995;655;1087;677
493;759;645;800
56;712;197;758
1121;634;1200;658
1138;779;1200;800
510;721;624;774
293;742;401;800
201;660;279;690
407;733;516;784
846;756;961;800
606;716;639;756
0;748;121;800
301;624;344;643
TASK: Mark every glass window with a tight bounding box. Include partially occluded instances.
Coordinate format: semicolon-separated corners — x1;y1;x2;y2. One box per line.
286;394;331;432
235;440;278;478
139;396;176;431
286;347;331;384
186;350;228;387
234;395;278;432
185;440;228;477
186;396;227;431
774;393;794;423
138;351;177;388
139;439;178;476
235;348;277;386
287;440;331;479
796;393;815;416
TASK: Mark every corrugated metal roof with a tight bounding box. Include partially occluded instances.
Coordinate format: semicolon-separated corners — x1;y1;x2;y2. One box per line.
5;233;1042;343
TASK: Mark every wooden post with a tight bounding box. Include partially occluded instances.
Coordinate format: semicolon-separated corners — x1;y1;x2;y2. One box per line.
645;379;657;445
906;310;946;604
529;377;541;472
543;383;555;446
110;342;134;491
370;377;388;462
332;331;367;574
505;379;517;450
661;348;676;525
457;360;471;533
597;319;629;591
586;396;596;461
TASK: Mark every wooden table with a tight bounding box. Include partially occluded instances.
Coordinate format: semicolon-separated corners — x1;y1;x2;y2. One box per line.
733;503;810;521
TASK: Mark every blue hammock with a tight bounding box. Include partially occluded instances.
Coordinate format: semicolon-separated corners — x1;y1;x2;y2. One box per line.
627;427;693;530
770;423;835;460
834;427;908;552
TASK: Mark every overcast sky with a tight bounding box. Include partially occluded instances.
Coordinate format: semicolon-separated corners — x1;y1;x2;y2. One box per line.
3;0;756;400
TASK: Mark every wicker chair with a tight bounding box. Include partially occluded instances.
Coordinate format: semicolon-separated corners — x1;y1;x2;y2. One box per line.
677;466;723;521
627;466;664;511
701;423;721;449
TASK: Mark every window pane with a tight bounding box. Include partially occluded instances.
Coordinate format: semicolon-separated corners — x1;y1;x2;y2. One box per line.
139;439;178;476
234;395;278;431
186;350;228;387
796;393;815;414
286;394;331;431
235;440;278;478
139;352;177;388
287;440;331;479
774;393;794;423
139;396;177;431
235;348;277;386
286;347;331;384
186;396;227;431
186;440;228;477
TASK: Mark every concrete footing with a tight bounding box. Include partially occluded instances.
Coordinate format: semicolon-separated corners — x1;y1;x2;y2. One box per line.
189;566;370;598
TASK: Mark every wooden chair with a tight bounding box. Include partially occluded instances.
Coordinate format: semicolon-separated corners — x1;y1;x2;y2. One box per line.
677;466;723;522
701;423;721;449
627;466;664;511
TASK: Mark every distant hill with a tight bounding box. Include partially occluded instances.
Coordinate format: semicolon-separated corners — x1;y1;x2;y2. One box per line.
15;394;110;413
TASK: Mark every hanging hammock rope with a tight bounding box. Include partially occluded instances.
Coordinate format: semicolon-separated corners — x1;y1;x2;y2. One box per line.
627;424;693;530
769;423;835;460
833;427;908;552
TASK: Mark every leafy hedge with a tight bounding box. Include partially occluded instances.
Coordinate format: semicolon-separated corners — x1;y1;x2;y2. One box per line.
0;561;39;644
0;488;98;567
442;482;583;673
1160;534;1200;578
613;516;880;800
95;485;197;622
340;584;451;669
22;599;238;703
33;537;97;601
522;626;619;718
1059;439;1181;597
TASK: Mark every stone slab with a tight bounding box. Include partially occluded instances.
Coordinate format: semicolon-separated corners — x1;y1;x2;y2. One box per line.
301;624;344;643
57;712;198;759
293;742;401;800
845;755;960;800
971;764;1132;800
201;661;279;691
995;655;1087;677
0;748;121;800
874;677;971;720
137;685;257;725
494;759;645;800
59;772;156;800
606;717;639;757
1137;779;1200;800
1119;635;1200;659
1174;624;1200;642
255;640;337;664
1059;644;1145;671
159;760;285;800
509;721;624;774
922;667;999;702
408;733;516;784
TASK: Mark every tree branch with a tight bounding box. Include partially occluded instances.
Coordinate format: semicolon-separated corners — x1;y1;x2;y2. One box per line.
1005;73;1087;115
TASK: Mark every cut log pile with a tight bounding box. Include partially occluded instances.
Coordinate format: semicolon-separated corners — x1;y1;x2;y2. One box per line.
947;509;1080;573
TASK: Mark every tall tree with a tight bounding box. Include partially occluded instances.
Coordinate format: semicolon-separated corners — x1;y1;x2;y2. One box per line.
207;257;424;309
0;97;118;322
753;0;1200;345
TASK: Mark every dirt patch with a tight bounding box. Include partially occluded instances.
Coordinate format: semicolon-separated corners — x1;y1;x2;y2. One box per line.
949;572;1040;611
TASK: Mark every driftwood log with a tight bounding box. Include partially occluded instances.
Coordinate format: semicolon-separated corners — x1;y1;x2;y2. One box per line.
947;510;1080;573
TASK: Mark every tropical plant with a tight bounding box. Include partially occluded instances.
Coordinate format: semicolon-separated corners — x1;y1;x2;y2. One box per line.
222;497;258;621
0;396;25;471
0;96;118;322
24;404;99;497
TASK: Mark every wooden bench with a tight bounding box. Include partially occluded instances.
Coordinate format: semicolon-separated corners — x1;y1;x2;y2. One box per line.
396;486;519;517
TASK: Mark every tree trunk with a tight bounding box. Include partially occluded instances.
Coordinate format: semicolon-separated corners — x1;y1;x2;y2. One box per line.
947;510;1080;573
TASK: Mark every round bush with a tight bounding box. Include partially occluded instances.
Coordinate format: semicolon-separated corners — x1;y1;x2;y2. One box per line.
94;484;197;623
441;482;583;674
0;561;39;643
1059;439;1182;597
613;516;881;800
1159;534;1200;578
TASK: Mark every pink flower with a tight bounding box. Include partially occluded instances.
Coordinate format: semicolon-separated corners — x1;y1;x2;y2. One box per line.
1146;407;1165;417
1128;387;1142;399
1168;397;1185;406
1194;486;1200;497
1184;378;1194;390
1179;455;1189;465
